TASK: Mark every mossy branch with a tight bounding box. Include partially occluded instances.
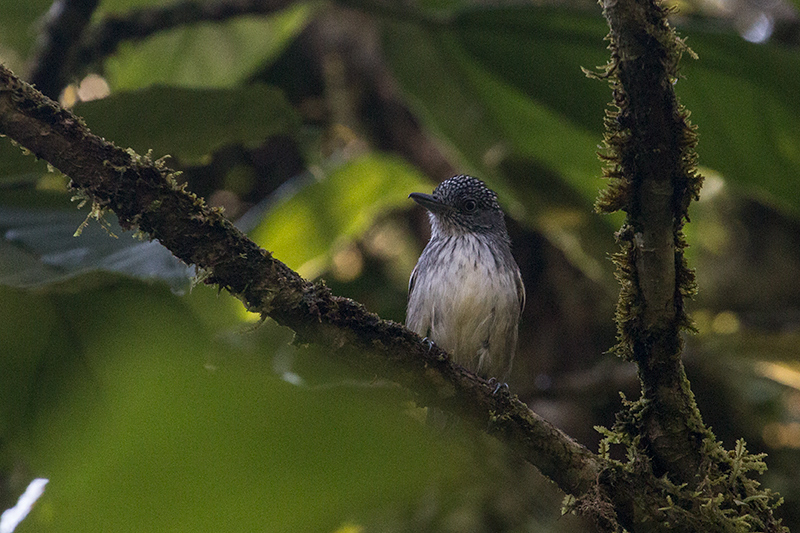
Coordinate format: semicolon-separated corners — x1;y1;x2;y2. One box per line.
590;0;786;530
593;0;707;484
0;61;601;505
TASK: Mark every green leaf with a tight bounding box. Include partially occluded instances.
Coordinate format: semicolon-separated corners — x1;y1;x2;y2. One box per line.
73;85;300;163
443;33;604;203
452;8;610;137
388;6;800;215
383;5;800;268
383;8;609;208
0;205;192;290
250;153;431;276
103;4;314;90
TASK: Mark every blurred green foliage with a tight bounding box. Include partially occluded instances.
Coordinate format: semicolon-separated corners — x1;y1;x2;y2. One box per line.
104;5;314;90
386;7;800;216
0;281;459;533
1;0;800;531
74;85;301;163
250;154;430;276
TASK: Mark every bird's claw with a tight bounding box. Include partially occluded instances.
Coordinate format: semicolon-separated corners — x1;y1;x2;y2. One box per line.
487;378;509;395
421;337;436;351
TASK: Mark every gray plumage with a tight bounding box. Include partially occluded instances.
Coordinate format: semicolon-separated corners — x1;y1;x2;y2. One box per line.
407;175;525;381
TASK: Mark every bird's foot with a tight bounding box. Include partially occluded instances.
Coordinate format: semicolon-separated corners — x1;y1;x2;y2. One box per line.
420;337;436;351
487;378;509;395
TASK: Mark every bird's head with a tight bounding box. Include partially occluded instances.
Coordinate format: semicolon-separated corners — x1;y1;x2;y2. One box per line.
409;175;508;238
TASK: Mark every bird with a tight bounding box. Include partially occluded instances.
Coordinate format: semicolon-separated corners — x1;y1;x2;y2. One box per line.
407;175;525;382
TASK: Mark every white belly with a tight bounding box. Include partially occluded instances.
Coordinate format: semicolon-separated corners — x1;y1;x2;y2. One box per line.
407;235;521;378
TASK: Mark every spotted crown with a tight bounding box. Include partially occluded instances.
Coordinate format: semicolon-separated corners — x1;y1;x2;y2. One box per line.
432;175;501;213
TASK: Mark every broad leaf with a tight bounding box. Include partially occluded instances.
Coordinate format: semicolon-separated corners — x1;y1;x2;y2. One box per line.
0;279;449;532
103;4;314;90
0;206;192;290
73;85;300;164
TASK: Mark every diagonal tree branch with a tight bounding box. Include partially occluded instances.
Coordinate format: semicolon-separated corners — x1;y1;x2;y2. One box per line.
0;61;604;504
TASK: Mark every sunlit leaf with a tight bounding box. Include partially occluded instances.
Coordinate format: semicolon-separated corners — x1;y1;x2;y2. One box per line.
250;153;431;276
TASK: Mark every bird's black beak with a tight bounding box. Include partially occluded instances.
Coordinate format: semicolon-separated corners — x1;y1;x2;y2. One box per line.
409;192;450;214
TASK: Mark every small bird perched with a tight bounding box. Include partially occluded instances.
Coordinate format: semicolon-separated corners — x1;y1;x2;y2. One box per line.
407;175;525;382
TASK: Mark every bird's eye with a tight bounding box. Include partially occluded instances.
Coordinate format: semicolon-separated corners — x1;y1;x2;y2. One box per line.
463;199;477;212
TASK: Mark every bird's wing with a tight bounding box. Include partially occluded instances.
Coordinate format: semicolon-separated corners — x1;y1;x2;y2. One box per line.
408;263;419;296
516;267;526;315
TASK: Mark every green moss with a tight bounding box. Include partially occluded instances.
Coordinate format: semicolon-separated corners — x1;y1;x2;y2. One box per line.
591;408;786;531
591;2;703;359
70;192;117;238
